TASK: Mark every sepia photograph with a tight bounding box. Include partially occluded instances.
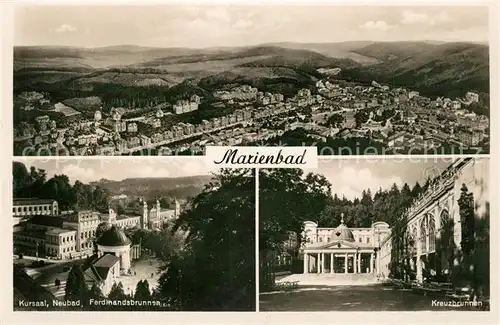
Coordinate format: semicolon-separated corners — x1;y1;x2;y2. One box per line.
12;158;256;311
259;157;490;311
13;4;490;156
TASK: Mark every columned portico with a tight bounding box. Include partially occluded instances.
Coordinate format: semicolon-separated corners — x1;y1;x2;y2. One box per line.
303;250;380;274
302;215;391;276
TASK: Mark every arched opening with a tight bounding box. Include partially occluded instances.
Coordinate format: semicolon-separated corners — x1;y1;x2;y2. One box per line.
437;210;455;281
419;216;427;254
428;214;436;253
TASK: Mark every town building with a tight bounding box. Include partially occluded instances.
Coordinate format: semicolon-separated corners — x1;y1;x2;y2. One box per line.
13;210;100;259
140;198;180;230
456;129;485;147
302;215;391;274
13;198;59;217
84;223;141;295
101;208;141;230
173;99;199;115
465;92;479;103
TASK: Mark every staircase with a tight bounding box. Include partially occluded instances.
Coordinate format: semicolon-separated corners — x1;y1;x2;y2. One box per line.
277;273;378;286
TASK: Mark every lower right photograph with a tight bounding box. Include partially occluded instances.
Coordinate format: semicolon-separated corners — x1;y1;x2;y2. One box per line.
259;156;490;311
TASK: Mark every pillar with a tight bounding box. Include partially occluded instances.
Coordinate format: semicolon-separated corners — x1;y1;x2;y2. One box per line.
370;253;374;273
303;253;308;274
354;253;357;274
344;254;348;274
358;253;361;274
122;249;131;273
330;253;334;273
416;219;423;282
317;253;320;274
321;253;325;273
376;253;381;275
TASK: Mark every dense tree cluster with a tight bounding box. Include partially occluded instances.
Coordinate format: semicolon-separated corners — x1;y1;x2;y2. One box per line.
155;169;256;311
13;162;110;211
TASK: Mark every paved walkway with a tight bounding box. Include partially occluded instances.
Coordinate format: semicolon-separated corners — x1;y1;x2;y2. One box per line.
260;284;481;311
34;257;163;298
119;257;164;296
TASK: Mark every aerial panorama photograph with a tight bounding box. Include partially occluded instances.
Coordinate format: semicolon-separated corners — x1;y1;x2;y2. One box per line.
13;5;490;156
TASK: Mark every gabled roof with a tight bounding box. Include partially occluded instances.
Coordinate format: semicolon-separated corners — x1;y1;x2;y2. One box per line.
318;240;361;249
92;254;120;279
83;264;103;283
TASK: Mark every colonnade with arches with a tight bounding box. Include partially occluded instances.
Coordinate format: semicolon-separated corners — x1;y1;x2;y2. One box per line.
406;204;457;282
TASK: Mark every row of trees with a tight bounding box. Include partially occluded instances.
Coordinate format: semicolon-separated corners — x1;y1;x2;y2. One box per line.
64;262;160;310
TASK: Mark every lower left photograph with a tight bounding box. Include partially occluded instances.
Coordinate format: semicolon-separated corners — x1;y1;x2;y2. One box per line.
12;158;256;311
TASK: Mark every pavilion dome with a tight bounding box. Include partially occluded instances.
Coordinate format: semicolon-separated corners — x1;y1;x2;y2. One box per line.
331;214;355;242
97;225;131;247
96;221;112;238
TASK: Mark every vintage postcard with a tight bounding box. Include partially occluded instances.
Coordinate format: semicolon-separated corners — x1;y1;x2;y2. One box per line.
1;1;498;325
11;4;491;156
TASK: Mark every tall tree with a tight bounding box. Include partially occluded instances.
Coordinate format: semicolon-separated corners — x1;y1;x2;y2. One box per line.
458;184;475;255
108;282;129;301
64;265;88;304
134;280;152;300
156;169;255;311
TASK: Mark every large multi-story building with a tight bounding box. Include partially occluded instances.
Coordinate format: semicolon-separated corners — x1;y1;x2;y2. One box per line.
140;198;180;230
13;198;59;217
173;95;200;115
301;215;391;274
14;210;100;259
456;129;485;147
213;85;258;101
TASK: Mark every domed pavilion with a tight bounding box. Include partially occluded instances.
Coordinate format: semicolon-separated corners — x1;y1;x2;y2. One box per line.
302;214;391;275
97;225;132;274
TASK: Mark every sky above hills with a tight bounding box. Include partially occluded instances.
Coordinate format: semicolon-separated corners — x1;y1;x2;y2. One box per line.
15;5;489;48
18;158;218;184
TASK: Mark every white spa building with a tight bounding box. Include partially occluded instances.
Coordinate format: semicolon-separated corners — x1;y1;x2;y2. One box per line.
302;214;391;275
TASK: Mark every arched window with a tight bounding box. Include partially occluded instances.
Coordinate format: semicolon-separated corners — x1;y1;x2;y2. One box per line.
420;216;427;253
428;214;436;253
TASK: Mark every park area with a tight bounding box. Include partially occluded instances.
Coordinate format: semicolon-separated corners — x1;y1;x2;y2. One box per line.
259;282;488;311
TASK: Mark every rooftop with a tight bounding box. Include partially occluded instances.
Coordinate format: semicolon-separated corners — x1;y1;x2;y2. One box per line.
331;214;355;242
97;225;131;247
93;253;120;269
13;198;56;206
28;215;64;228
46;228;76;235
